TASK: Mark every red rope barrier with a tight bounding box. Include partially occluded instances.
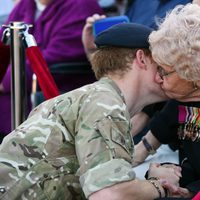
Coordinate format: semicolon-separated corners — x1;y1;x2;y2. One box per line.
26;46;60;99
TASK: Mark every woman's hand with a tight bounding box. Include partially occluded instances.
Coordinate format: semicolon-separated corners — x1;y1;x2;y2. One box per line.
132;131;161;167
161;180;194;198
148;163;182;186
132;143;149;167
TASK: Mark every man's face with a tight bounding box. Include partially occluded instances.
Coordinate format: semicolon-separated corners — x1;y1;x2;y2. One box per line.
156;65;196;100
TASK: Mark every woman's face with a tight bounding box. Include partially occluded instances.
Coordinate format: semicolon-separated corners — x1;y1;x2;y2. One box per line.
155;65;197;100
38;0;52;5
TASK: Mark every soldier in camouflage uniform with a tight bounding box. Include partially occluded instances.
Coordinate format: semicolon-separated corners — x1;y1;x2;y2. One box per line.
0;77;133;199
0;21;181;200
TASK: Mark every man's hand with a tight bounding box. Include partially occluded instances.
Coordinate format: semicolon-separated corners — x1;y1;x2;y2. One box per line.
82;14;106;60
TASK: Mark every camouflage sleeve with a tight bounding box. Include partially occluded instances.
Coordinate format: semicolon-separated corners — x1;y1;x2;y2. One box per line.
75;92;135;198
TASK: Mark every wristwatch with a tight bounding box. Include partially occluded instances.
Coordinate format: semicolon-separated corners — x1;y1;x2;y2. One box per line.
142;137;157;155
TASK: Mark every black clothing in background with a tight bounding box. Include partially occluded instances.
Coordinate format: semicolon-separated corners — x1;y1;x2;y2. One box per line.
133;102;166;144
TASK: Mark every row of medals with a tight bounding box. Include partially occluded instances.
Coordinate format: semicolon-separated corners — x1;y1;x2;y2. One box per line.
178;123;200;142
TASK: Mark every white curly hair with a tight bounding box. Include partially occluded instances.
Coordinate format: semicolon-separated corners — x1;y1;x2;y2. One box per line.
149;3;200;81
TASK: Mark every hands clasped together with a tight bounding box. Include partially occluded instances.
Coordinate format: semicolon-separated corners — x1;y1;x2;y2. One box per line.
147;163;193;198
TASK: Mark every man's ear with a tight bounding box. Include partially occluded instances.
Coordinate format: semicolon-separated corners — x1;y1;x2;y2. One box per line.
135;49;147;70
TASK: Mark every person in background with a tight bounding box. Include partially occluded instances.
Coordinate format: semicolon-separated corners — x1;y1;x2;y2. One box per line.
133;3;200;199
125;0;192;29
0;22;184;200
0;0;15;26
98;0;127;16
0;0;104;142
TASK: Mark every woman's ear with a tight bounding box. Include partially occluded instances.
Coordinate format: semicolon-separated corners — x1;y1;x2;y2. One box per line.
135;49;147;70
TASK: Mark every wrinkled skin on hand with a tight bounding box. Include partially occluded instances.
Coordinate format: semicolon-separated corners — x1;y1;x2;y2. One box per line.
161;180;194;198
148;163;194;198
148;163;181;186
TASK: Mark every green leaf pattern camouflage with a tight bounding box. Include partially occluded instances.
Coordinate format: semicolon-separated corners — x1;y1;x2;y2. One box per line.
0;77;135;200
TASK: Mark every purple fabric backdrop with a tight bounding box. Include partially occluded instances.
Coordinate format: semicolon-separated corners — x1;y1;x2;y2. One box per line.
0;0;103;135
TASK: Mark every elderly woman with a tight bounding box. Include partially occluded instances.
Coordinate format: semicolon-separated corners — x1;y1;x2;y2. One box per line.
150;4;200;101
133;3;200;199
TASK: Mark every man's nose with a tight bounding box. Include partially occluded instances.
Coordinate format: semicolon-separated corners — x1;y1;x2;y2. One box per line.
155;72;163;84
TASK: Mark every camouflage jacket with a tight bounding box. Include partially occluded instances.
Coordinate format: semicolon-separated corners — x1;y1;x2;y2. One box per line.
0;77;135;200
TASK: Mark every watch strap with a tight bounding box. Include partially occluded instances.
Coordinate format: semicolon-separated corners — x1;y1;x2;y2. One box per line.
142;137;157;155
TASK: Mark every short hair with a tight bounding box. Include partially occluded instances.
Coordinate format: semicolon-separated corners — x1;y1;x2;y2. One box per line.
149;3;200;81
90;47;151;80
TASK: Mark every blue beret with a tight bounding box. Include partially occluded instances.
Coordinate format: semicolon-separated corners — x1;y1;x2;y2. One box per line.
95;23;153;49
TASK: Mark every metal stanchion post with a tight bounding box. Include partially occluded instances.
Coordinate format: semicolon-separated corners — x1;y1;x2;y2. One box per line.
2;21;55;130
9;22;26;130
